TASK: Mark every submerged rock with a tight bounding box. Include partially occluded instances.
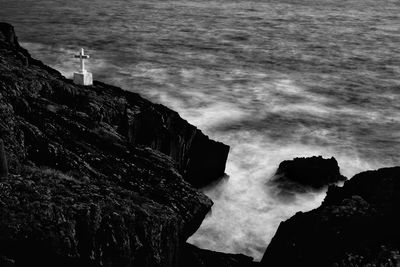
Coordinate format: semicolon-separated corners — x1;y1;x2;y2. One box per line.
0;22;231;266
271;156;346;193
261;166;400;267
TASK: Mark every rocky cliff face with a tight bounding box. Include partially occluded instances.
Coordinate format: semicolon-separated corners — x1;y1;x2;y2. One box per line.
0;22;234;266
0;23;229;189
261;166;400;266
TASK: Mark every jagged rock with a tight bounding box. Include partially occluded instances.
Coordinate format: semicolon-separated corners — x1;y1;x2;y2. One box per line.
271;156;347;192
261;167;400;267
181;243;258;267
0;22;233;266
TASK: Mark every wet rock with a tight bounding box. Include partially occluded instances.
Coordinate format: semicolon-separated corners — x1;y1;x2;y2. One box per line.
271;156;347;192
261;166;400;267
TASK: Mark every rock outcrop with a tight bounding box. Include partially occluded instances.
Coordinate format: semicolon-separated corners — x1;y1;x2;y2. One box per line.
261;166;400;267
0;22;233;266
0;22;229;189
271;156;346;192
120;101;229;188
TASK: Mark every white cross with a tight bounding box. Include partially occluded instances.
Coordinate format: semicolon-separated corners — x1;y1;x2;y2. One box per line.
74;48;90;73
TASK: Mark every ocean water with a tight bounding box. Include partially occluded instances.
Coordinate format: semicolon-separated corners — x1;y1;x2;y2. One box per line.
1;0;399;261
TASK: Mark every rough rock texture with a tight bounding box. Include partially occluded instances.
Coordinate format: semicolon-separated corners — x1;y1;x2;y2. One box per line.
0;22;234;266
0;22;229;189
181;244;258;267
261;166;400;267
121;103;229;188
0;139;8;178
271;156;347;192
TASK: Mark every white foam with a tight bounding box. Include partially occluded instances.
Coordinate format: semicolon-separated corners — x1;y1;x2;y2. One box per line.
132;76;390;260
188;133;327;260
188;130;383;260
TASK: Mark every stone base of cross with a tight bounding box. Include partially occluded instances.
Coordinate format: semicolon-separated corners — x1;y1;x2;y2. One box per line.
73;48;93;86
74;72;93;86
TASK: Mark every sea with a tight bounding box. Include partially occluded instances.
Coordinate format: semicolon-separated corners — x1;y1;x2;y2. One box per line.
1;0;399;261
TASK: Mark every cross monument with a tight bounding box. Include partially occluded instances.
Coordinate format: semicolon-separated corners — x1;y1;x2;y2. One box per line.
73;48;93;86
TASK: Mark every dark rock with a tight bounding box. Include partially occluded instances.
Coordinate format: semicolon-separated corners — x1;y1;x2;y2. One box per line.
271;156;347;192
0;22;228;189
0;255;15;267
0;22;232;266
181;243;258;267
184;132;229;188
0;139;8;178
120;102;229;188
0;22;19;48
261;166;400;267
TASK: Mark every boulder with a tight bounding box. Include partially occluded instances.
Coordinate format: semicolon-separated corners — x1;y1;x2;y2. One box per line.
271;156;346;192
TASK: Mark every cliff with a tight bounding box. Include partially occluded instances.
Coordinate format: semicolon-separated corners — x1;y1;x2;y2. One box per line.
0;23;229;189
261;166;400;266
0;22;233;266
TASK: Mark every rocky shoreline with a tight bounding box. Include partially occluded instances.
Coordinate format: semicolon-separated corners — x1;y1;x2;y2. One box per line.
0;22;236;267
262;167;400;266
1;22;399;267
